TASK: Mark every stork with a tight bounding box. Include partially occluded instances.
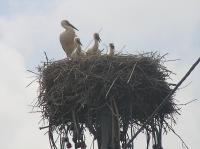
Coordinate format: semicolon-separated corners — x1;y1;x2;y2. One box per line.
108;43;115;56
59;20;79;58
71;37;85;60
86;33;101;56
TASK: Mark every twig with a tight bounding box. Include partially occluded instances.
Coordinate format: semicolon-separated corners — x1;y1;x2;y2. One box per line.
123;57;200;149
160;53;169;60
44;51;49;63
127;62;137;84
29;111;42;113
105;76;118;98
39;125;50;130
163;119;189;149
178;99;198;106
172;128;189;149
178;81;192;90
72;110;79;137
164;59;181;62
27;69;39;75
117;45;126;55
26;78;38;88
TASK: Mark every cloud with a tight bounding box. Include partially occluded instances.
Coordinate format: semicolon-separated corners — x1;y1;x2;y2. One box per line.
0;43;49;149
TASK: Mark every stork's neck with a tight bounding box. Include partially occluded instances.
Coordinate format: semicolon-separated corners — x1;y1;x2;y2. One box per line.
93;39;99;49
76;44;82;51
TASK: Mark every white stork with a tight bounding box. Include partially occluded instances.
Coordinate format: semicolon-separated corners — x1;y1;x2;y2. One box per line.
86;33;101;56
71;37;85;60
59;20;79;58
108;43;115;56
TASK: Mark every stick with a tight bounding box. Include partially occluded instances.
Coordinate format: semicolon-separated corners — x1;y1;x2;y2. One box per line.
123;57;200;149
27;69;39;75
26;78;38;88
39;125;50;130
105;76;118;98
127;62;137;84
44;51;49;63
178;99;198;106
72;110;79;137
163;119;189;149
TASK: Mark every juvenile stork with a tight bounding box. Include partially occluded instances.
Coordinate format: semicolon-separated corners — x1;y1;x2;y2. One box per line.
108;43;115;56
86;33;101;56
59;20;79;58
71;37;85;60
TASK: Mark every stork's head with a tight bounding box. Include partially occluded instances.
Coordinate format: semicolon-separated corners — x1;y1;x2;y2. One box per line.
109;43;115;49
93;33;101;42
61;20;79;31
74;37;82;46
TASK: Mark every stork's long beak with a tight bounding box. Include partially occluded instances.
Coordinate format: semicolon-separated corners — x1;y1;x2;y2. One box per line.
69;23;79;31
98;37;101;42
78;40;82;46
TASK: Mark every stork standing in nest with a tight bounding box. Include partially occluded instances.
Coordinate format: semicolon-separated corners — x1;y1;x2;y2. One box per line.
108;43;115;56
86;33;101;56
59;20;79;58
71;37;85;60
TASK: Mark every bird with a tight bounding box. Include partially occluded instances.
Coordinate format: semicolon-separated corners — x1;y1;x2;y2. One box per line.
71;37;85;60
108;43;115;56
86;33;101;56
59;20;79;58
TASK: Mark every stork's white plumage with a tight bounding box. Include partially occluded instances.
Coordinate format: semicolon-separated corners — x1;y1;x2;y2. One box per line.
71;37;85;60
108;43;115;56
59;20;79;58
86;33;101;56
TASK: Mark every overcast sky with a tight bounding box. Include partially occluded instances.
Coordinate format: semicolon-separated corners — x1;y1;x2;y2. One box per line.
0;0;199;149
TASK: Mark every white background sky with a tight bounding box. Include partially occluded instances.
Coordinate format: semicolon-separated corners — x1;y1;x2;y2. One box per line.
0;0;199;148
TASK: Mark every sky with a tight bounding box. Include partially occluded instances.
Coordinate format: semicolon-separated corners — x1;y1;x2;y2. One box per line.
0;0;199;148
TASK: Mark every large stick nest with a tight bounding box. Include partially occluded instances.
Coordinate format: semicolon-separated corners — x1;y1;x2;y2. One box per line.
37;53;177;148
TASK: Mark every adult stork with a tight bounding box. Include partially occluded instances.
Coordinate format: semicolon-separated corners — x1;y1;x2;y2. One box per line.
59;20;79;58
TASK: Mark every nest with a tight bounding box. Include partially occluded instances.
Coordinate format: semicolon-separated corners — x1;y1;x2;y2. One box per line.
37;53;178;149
